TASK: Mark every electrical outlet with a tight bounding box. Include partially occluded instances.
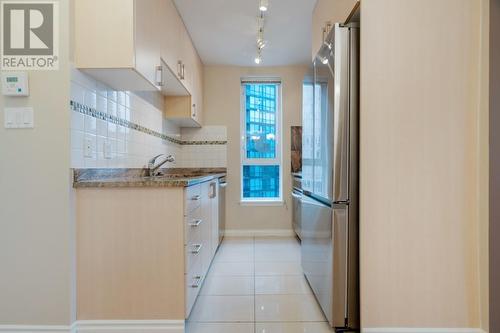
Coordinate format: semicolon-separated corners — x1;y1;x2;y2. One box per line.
84;138;93;158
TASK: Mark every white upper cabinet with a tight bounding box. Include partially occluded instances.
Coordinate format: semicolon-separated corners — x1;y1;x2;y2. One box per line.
74;0;204;126
74;0;161;91
134;0;163;88
160;0;183;80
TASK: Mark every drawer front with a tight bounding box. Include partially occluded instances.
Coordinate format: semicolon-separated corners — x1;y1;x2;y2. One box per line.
185;236;203;273
185;252;203;317
185;185;202;214
184;206;204;245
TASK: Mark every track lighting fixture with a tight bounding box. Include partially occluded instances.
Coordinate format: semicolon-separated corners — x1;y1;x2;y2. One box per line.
259;0;269;12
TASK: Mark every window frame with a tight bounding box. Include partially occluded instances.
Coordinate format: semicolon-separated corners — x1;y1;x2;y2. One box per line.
240;79;283;204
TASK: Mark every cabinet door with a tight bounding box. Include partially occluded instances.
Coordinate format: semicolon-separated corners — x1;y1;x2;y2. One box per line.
210;181;219;257
160;0;182;76
193;56;204;124
200;182;212;276
134;0;162;88
180;27;195;94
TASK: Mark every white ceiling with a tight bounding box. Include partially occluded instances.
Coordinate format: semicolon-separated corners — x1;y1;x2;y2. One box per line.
173;0;317;67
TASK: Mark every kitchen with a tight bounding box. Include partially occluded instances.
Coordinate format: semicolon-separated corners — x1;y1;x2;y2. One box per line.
0;0;495;333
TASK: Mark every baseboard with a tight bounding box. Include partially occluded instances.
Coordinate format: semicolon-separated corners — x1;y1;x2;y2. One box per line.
362;328;487;333
71;320;184;333
0;326;70;333
224;229;295;237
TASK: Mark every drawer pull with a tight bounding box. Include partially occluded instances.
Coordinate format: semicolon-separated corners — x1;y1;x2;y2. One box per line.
190;244;203;254
189;219;203;227
190;275;202;288
191;195;201;201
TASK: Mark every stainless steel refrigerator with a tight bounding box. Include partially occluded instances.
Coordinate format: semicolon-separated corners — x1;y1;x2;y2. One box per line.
301;23;359;331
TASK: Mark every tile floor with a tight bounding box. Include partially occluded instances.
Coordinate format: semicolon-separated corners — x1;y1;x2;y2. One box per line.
186;237;335;333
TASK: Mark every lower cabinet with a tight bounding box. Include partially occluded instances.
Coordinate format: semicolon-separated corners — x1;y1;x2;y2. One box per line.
184;180;220;317
75;180;222;321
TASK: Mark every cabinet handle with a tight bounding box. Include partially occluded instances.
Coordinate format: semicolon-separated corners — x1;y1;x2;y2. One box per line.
177;61;183;78
190;275;202;288
190;244;203;254
192;104;196;118
182;64;186;80
191;195;201;201
209;182;217;198
189;219;203;227
155;65;163;87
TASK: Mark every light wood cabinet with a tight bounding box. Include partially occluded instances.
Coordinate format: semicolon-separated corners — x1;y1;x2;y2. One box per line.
311;0;359;60
74;0;162;91
74;0;204;127
76;179;222;321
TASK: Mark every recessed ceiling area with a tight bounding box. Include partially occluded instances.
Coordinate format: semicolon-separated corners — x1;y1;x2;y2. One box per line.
173;0;317;67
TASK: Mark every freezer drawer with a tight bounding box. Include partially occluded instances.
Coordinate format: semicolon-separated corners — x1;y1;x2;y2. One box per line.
301;195;348;328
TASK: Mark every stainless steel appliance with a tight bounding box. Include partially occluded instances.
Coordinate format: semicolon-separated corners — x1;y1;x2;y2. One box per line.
291;173;303;240
218;176;226;243
301;23;359;331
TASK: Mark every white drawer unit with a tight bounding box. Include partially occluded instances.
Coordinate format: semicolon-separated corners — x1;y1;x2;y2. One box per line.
183;180;221;318
185;184;202;214
185;251;203;317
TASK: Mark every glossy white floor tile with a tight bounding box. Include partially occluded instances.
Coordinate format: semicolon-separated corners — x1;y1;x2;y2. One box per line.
255;275;310;295
186;323;255;333
208;261;254;276
189;295;254;322
200;275;254;295
255;322;335;333
255;294;326;322
255;261;303;276
186;236;330;333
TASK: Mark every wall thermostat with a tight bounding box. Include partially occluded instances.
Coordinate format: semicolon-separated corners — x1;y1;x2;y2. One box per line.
2;72;29;96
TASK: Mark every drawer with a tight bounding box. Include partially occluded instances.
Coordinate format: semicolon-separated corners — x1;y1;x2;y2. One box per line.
185;238;204;273
185;252;203;317
184;185;202;214
184;207;204;245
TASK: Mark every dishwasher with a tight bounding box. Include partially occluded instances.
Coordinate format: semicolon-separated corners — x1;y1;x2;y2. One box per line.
218;176;226;243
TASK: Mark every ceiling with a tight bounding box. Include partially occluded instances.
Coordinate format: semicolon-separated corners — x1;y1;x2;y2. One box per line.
173;0;317;67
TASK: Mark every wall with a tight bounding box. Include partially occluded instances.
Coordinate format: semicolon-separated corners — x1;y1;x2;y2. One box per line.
479;0;490;331
70;68;227;169
203;66;306;234
360;0;483;329
0;0;73;326
311;0;358;60
490;1;500;332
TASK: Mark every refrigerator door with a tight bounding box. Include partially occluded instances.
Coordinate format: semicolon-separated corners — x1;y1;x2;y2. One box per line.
331;26;351;203
291;189;302;239
312;55;333;201
301;195;332;323
302;66;315;194
301;196;349;328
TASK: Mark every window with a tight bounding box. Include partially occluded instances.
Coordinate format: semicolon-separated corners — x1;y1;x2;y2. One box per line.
241;81;282;202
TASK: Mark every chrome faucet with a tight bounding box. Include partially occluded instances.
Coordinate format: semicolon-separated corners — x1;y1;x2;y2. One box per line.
147;154;175;177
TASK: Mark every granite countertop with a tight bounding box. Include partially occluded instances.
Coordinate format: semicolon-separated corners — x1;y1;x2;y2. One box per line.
73;168;227;188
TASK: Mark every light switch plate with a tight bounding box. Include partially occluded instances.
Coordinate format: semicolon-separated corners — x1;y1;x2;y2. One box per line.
4;107;34;128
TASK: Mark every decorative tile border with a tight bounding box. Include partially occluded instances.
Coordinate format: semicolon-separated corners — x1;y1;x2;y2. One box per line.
70;100;227;146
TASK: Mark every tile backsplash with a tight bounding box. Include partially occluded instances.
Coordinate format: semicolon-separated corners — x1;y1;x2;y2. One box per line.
70;66;226;169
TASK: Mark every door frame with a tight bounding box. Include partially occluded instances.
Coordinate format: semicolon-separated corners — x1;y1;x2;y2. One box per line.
490;0;500;331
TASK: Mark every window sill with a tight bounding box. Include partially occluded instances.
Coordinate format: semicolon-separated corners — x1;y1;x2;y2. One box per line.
239;200;284;207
